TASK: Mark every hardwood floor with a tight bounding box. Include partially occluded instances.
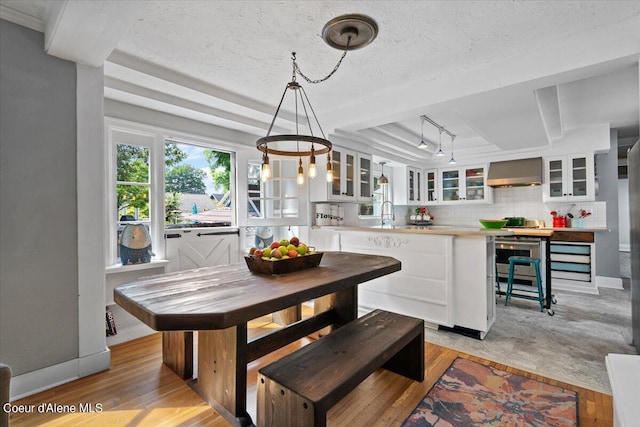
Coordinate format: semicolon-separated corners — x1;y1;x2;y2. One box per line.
10;321;612;426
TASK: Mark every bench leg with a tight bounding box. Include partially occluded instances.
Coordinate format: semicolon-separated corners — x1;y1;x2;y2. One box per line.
257;374;320;427
382;326;425;382
162;331;193;379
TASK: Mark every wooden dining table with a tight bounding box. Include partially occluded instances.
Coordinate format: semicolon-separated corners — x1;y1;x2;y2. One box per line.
114;251;401;427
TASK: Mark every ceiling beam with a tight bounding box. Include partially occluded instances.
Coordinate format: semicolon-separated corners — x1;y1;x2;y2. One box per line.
44;0;148;67
107;50;298;124
357;128;434;159
535;85;563;141
104;76;290;134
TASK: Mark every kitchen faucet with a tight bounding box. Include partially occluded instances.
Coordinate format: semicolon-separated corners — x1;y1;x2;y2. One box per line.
381;200;395;226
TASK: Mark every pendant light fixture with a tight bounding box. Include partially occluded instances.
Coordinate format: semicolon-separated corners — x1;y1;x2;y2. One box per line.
417;117;429;149
379;161;389;186
421;115;454;160
258;14;378;184
448;134;457;165
435;127;445;156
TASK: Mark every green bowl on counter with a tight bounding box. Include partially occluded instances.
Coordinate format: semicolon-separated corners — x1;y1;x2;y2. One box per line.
479;219;508;229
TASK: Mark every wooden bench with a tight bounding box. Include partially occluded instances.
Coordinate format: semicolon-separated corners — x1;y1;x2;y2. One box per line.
257;309;424;427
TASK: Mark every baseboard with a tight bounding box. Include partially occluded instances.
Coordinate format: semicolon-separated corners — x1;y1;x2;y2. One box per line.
597;276;624;290
10;349;111;400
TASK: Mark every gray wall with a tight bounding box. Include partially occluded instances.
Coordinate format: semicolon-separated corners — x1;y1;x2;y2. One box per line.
0;20;79;375
595;129;621;278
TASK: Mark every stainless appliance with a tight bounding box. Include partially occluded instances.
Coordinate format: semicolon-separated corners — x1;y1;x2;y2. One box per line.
495;236;543;286
487;157;543;187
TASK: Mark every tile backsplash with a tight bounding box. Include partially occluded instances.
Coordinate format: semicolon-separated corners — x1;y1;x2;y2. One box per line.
319;186;607;229
421;186;606;228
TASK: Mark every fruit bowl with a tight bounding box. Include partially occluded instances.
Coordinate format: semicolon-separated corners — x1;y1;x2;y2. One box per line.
479;219;508;229
244;252;323;275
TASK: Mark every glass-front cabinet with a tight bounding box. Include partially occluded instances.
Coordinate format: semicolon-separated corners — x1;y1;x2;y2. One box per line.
311;147;371;202
439;164;491;204
357;153;373;201
406;167;424;205
329;148;356;200
543;153;594;202
425;169;438;205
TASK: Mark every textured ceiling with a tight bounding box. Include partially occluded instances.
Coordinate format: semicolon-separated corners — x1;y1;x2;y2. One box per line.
2;0;639;164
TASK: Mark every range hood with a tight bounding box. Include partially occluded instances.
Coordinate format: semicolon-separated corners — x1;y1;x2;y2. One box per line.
487;157;543;187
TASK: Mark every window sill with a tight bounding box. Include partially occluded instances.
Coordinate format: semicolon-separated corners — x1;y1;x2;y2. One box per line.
105;259;170;275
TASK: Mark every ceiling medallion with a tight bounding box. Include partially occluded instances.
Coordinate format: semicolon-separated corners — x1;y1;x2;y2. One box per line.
321;14;379;51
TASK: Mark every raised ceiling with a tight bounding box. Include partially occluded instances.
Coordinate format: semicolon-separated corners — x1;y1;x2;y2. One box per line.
2;0;639;165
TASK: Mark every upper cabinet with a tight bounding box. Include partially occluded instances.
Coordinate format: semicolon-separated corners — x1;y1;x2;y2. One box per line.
439;164;492;204
424;169;439;205
357;153;373;202
407;167;424;205
392;165;424;206
310;147;372;202
543;153;595;202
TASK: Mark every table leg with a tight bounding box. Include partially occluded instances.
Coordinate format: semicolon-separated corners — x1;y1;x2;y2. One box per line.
271;305;302;326
197;325;253;427
162;331;193;379
313;287;358;337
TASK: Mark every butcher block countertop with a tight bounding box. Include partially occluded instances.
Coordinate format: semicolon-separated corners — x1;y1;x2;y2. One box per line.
318;225;608;237
337;225;513;237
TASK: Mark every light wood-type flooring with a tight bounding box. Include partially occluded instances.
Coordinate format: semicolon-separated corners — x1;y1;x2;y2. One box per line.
10;315;612;426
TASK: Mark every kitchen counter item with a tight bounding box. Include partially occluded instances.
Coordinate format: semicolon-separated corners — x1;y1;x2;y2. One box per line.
479;219;509;229
504;217;525;227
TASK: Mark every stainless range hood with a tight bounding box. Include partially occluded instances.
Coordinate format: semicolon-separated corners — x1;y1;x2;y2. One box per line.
487;157;543;187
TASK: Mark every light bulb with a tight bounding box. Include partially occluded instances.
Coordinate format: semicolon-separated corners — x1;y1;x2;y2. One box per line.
308;162;317;178
297;159;304;185
261;163;271;182
326;154;333;182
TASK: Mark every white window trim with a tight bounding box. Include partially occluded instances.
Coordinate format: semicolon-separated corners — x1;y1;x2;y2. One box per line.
104;117;241;267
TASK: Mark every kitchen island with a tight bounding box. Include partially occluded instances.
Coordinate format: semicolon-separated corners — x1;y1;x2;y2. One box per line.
320;225;513;339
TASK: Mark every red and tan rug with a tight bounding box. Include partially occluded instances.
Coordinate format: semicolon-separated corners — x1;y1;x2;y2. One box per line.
403;358;578;426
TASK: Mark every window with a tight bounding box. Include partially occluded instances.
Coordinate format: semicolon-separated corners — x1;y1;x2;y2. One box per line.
106;119;238;266
164;139;233;228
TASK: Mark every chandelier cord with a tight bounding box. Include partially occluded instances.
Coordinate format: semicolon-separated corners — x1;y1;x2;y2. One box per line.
291;35;351;84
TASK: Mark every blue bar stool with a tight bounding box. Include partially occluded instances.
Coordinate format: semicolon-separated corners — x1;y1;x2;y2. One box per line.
505;256;544;312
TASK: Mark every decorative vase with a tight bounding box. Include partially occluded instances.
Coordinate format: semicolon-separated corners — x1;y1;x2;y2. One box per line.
119;224;153;265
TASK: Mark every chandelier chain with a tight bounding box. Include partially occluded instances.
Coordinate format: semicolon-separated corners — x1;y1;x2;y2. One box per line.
291;35;351;84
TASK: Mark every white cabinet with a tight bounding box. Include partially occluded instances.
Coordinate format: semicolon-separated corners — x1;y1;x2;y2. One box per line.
452;235;496;338
330;148;356;200
439;165;492;204
357;153;373;202
311;147;368;202
392;166;424;205
543;153;595;202
425;169;439;205
339;230;455;328
407;167;424;205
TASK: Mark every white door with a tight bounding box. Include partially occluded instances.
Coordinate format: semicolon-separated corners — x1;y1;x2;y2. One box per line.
165;230;240;272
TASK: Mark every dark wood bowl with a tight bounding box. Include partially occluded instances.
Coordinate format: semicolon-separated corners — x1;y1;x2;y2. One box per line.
244;252;323;275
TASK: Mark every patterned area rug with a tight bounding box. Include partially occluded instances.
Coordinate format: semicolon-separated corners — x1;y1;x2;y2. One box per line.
403;358;578;426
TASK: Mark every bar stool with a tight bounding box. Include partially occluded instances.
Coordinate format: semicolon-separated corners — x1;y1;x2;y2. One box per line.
505;256;544;312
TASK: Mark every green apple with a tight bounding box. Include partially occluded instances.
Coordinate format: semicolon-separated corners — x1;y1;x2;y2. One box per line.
280;239;289;247
263;248;272;257
296;244;307;255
